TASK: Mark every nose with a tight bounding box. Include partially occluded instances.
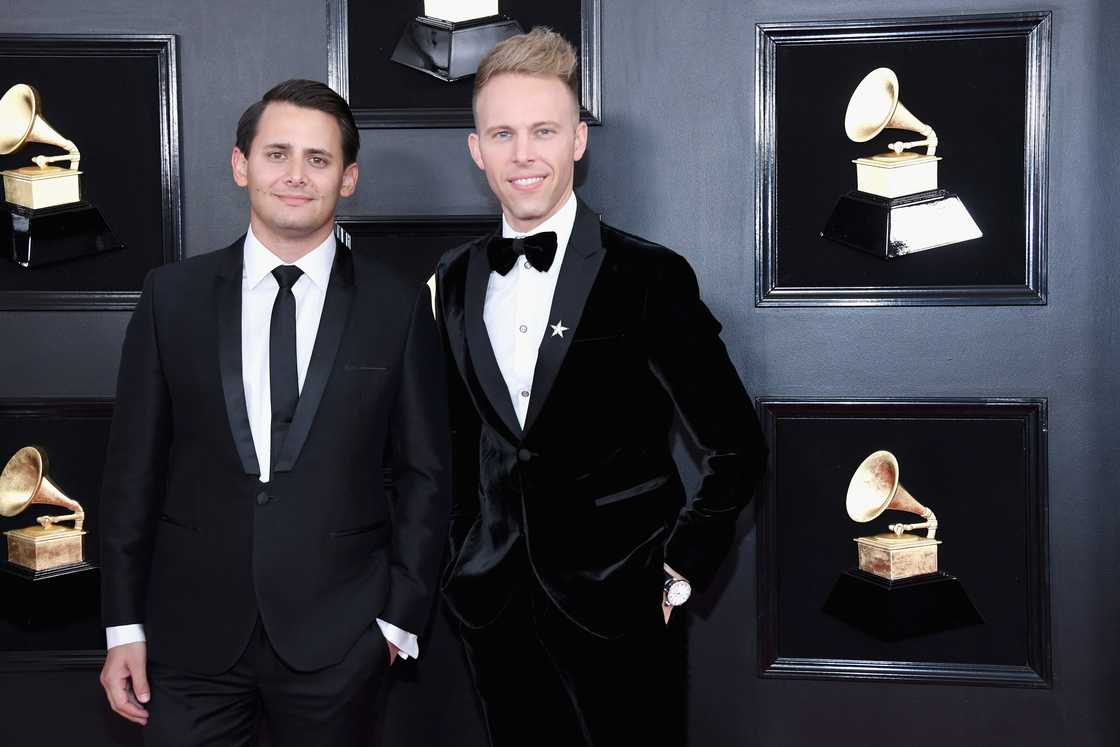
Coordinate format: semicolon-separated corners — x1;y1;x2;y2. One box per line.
285;159;307;186
513;134;533;165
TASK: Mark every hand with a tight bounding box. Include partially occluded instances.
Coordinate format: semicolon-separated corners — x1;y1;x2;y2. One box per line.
387;639;400;666
100;641;150;726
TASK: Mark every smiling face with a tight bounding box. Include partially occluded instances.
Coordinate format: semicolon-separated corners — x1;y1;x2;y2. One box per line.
468;73;587;233
232;101;357;254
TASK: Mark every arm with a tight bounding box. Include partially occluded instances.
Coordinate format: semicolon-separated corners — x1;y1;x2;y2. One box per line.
99;270;172;723
381;283;453;639
433;270;482;562
645;253;768;592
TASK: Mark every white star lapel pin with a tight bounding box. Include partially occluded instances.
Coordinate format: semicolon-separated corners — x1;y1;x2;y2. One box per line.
550;320;569;338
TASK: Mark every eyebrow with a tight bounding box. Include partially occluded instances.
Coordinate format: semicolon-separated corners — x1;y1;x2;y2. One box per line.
483;121;562;135
260;142;334;158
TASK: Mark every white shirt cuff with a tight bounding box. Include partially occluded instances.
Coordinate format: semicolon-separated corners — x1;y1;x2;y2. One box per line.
106;623;146;649
377;619;419;660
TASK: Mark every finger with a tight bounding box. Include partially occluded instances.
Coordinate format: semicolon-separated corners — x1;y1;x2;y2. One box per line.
108;676;149;723
129;659;151;705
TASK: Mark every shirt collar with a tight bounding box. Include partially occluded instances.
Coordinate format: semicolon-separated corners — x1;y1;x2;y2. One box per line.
242;226;337;291
501;191;578;263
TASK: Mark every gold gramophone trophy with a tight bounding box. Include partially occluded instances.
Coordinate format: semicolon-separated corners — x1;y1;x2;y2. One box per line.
0;446;87;573
391;0;523;82
846;450;940;580
0;83;123;267
821;449;982;641
821;67;982;259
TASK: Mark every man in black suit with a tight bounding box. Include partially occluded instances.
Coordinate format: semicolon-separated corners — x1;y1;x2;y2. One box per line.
435;29;768;747
98;80;450;746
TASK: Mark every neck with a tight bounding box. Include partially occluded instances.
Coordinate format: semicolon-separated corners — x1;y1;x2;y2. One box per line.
503;189;573;234
249;219;333;263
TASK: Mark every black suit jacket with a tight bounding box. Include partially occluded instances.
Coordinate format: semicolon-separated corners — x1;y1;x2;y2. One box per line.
100;237;450;674
435;199;767;637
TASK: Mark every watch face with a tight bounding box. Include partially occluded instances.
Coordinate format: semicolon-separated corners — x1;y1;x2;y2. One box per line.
666;579;691;606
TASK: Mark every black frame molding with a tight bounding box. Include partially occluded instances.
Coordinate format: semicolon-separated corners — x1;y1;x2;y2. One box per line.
0;397;114;673
326;0;602;128
755;12;1051;306
756;397;1051;687
0;34;183;311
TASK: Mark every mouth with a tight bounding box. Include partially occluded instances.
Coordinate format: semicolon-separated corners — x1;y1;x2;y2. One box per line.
508;175;546;191
275;193;314;206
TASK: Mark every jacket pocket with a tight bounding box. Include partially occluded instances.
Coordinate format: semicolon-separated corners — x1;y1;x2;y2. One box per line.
329;518;389;538
344;364;390;372
593;474;672;507
158;513;197;532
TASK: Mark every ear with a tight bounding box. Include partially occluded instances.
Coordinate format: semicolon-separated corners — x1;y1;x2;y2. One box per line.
340;162;358;197
573;121;588;162
467;132;486;172
231;147;249;187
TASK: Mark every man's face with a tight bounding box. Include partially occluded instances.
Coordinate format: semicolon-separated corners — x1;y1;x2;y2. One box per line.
232;102;357;246
468;74;587;233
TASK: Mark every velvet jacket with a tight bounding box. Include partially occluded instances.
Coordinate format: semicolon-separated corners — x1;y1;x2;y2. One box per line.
100;238;450;674
435;199;767;637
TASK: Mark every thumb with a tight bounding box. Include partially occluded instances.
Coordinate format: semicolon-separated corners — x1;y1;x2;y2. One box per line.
128;657;151;704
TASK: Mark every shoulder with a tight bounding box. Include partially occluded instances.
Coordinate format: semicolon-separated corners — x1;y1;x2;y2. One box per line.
436;233;488;282
146;239;241;293
599;221;694;285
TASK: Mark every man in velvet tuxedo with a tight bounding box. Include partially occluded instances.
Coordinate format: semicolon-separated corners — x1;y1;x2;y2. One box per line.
435;29;767;746
97;80;450;746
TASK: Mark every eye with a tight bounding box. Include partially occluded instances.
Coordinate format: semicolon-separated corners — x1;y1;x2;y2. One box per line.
308;156;328;167
536;128;555;137
493;130;511;141
266;151;285;161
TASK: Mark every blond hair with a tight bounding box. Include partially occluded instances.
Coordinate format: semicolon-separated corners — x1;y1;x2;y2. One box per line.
473;27;579;116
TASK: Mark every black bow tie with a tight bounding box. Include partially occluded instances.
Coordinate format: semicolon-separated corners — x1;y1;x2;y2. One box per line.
487;232;558;275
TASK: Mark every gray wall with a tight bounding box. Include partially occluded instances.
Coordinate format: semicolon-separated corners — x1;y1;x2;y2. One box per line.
1;1;1117;745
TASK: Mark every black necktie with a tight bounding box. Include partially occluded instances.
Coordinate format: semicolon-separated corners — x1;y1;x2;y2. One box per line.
270;265;304;471
487;232;558;275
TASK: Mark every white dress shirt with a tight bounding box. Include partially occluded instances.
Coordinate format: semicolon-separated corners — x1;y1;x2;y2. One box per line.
107;227;419;659
484;193;578;426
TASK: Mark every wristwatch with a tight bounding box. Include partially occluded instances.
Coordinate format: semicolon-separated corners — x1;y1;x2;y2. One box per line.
663;575;692;607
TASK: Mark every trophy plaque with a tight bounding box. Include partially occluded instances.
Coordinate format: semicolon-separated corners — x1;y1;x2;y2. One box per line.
821;68;982;259
822;450;982;640
390;1;523;82
0;83;123;267
0;446;88;575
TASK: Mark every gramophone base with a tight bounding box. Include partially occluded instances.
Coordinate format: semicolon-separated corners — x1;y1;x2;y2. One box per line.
823;568;983;642
391;15;524;82
855;533;940;581
2;200;125;267
4;524;85;572
821;189;982;259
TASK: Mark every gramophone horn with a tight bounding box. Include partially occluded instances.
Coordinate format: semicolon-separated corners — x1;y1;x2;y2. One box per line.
0;446;84;530
0;83;81;168
843;68;937;156
845;450;936;537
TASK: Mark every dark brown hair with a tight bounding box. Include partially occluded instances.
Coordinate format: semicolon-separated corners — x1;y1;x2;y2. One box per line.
236;79;359;166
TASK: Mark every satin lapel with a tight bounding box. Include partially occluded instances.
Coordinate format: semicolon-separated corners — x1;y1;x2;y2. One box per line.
216;238;260;476
272;247;355;473
465;238;524;442
522;202;605;434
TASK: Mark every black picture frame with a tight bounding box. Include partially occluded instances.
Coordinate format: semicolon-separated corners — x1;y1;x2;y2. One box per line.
327;0;601;128
756;398;1050;687
0;34;183;311
755;13;1050;306
0;398;114;672
334;214;497;284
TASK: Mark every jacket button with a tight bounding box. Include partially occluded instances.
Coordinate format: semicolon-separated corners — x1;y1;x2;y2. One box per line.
256;491;269;505
517;448;532;463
